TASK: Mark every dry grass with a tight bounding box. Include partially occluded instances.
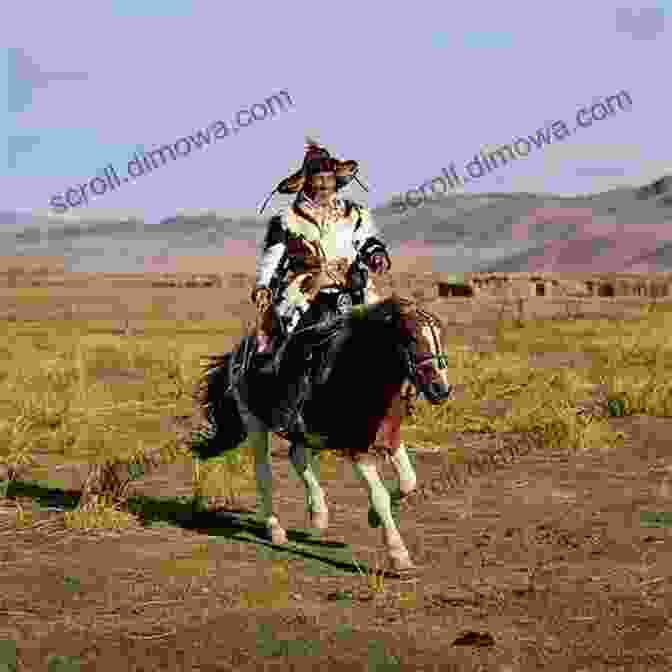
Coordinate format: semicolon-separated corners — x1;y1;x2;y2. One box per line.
400;299;672;451
0;316;244;527
1;299;672;530
351;549;387;596
191;445;255;510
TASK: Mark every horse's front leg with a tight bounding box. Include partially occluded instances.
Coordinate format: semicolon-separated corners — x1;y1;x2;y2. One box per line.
289;441;328;531
352;455;414;572
373;385;417;508
388;441;417;497
367;436;417;529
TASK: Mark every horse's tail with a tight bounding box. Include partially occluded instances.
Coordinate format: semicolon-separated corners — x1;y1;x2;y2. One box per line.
192;353;248;459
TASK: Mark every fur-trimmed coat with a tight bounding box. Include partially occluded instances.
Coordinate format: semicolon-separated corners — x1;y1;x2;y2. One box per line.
254;193;391;305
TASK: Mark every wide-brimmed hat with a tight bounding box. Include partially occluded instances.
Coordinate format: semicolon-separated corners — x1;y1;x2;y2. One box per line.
258;138;368;214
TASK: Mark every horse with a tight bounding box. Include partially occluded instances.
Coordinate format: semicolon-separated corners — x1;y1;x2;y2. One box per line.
196;292;451;572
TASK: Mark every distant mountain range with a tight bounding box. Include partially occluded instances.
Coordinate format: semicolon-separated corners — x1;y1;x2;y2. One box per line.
2;175;672;273
371;175;672;274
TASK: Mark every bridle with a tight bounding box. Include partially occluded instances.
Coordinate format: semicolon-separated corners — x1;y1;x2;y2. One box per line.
397;305;451;408
413;307;449;371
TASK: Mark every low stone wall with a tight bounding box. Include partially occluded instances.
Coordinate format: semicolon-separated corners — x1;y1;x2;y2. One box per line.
435;295;671;326
0;270;670;326
149;274;223;288
441;273;672;301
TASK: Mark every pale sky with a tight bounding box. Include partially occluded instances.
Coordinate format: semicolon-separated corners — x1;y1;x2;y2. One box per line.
2;1;670;224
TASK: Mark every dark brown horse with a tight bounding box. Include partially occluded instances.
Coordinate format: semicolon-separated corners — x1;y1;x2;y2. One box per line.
197;295;451;571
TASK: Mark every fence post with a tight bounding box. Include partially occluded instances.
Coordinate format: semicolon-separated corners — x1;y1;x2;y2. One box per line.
515;296;525;327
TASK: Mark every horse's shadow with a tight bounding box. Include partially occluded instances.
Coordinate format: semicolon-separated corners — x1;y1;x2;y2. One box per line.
2;479;393;577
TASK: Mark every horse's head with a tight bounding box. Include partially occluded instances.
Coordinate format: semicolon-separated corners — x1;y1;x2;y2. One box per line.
397;300;452;405
339;296;451;404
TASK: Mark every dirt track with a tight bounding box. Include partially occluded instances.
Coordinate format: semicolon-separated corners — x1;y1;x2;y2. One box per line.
2;409;671;670
1;285;672;670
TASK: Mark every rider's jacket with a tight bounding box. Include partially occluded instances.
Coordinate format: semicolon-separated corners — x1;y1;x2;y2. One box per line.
255;192;391;300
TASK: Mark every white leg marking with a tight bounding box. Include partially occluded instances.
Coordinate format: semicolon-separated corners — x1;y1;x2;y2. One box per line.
352;457;414;571
246;413;287;544
389;442;417;496
289;442;328;531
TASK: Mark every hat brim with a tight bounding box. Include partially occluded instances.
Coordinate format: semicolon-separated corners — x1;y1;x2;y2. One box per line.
276;160;359;194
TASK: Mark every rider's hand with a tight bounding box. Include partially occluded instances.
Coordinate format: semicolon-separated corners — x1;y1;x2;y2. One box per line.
368;252;388;274
253;287;272;313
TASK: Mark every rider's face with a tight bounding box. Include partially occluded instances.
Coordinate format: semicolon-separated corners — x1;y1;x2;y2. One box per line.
305;173;337;204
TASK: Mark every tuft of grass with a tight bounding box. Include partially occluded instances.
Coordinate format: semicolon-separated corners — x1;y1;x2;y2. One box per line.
46;654;81;672
315;448;338;482
367;640;401;670
0;408;42;485
395;580;419;611
63;493;140;532
157;544;213;583
10;500;35;529
240;558;292;609
0;638;18;672
191;444;255;510
351;550;387;597
255;622;321;659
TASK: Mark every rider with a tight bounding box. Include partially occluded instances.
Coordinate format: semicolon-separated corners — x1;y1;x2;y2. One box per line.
250;140;392;435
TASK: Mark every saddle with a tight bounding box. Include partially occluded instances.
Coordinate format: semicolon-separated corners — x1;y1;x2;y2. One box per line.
231;285;359;435
266;286;354;374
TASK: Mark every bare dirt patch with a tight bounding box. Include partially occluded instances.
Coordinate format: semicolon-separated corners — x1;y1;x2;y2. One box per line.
2;412;671;670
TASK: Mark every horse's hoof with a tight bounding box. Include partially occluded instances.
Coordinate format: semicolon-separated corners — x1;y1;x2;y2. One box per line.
394;485;416;501
388;548;415;573
267;522;288;545
310;509;329;531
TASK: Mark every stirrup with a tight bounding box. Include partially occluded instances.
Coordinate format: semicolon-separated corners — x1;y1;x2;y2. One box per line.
280;411;306;437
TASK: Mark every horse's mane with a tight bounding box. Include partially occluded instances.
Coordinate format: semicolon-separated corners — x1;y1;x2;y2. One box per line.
289;295;417;351
285;295;418;451
353;296;446;346
348;295;411;322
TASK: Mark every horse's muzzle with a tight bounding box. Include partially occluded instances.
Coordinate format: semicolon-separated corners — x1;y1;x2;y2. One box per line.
418;380;453;404
412;357;452;405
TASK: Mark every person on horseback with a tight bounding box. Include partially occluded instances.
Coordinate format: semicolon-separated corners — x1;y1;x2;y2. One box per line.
249;139;392;435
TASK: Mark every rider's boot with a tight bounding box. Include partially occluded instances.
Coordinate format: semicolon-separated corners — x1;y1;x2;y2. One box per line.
272;303;312;435
275;376;309;437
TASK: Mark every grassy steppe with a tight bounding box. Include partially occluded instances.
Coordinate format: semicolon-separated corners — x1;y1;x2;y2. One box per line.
2;300;671;531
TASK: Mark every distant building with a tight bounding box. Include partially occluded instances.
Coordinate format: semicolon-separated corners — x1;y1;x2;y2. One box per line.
435;272;672;300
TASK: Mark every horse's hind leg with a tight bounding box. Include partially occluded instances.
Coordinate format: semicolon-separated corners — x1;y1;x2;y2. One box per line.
352;456;414;572
289;441;328;531
245;411;287;545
